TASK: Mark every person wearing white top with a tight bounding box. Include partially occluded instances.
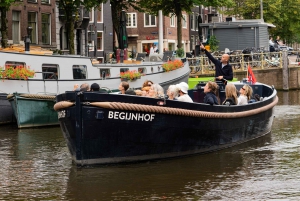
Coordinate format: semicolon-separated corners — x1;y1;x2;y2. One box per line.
237;84;253;105
149;45;155;55
176;82;193;103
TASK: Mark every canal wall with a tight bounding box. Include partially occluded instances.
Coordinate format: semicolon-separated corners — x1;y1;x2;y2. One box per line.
234;67;300;90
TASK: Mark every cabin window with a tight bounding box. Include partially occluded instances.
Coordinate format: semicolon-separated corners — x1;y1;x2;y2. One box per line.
5;61;25;68
42;64;58;79
138;67;146;74
100;69;110;78
73;65;87;79
120;68;129;73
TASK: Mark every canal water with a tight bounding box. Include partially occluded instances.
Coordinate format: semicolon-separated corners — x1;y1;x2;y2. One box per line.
0;91;300;200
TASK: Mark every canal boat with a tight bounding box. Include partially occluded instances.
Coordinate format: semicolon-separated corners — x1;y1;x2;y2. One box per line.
0;93;14;124
0;50;189;127
54;81;278;166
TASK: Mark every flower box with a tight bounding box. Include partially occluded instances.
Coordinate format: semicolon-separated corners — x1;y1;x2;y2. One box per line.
120;70;143;81
162;60;184;72
0;66;35;80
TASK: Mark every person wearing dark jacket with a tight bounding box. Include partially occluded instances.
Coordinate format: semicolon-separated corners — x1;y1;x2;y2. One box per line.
200;44;233;81
203;81;219;105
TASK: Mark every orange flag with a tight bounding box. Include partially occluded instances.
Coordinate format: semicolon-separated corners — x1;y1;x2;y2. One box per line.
248;65;257;84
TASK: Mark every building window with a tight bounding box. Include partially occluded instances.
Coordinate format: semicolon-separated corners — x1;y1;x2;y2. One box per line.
42;64;58;79
41;0;50;4
144;13;156;27
28;12;37;44
41;13;50;45
191;35;194;49
89;9;94;23
126;13;137;27
27;0;37;2
182;14;187;28
190;13;194;30
97;32;103;51
12;11;20;44
195;14;198;31
88;31;94;51
97;5;102;22
170;15;175;27
73;65;87;79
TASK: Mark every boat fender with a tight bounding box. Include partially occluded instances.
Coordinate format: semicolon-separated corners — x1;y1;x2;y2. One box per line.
53;101;75;111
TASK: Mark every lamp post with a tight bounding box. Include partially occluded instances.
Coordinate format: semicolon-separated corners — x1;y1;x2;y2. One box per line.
25;26;32;53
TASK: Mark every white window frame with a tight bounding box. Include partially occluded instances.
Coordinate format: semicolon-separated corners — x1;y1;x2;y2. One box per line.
97;4;103;23
89;9;94;23
182;14;187;29
190;12;194;30
195;14;198;31
170;15;175;27
96;31;103;51
144;13;156;27
127;13;137;28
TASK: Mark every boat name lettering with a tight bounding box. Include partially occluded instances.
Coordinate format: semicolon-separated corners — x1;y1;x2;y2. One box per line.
108;111;155;121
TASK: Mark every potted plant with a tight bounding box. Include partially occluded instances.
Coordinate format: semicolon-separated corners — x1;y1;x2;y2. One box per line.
162;60;184;72
0;66;35;80
176;48;185;58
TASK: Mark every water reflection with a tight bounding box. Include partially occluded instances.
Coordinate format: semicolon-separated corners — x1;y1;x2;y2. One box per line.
0;91;300;200
0;126;71;200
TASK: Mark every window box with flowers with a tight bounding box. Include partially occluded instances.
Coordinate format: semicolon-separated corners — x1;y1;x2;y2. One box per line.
0;66;35;80
120;70;143;81
162;60;184;72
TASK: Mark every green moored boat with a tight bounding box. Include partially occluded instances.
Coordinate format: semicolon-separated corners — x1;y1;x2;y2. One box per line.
8;93;59;128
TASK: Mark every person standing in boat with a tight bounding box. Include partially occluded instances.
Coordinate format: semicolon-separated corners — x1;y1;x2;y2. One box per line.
237;84;253;105
203;81;219;105
176;82;193;102
200;44;233;81
222;83;238;106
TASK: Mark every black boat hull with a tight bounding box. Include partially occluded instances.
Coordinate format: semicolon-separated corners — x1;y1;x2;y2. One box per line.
0;93;14;124
56;83;277;165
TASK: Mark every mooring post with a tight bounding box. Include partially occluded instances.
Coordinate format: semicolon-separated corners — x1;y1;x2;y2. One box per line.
282;50;289;90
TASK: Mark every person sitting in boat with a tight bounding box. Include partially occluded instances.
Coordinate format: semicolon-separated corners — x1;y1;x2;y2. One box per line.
80;83;90;91
73;84;79;91
148;83;164;98
119;81;129;94
142;80;154;88
141;86;151;96
203;81;219;105
176;82;193;103
90;83;100;91
199;44;233;82
222;83;238;106
167;85;179;100
237;84;253;105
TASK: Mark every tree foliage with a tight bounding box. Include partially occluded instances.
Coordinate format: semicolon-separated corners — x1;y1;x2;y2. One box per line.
0;0;18;48
225;0;300;44
138;0;234;49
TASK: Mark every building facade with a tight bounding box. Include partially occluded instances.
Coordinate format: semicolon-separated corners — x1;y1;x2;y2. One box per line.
8;0;57;48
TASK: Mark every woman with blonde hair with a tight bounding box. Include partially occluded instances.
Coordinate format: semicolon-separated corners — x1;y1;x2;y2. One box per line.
238;84;253;105
203;81;219;105
222;83;238;105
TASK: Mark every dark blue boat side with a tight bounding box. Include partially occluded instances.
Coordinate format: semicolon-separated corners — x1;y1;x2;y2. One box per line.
55;82;277;166
0;93;14;124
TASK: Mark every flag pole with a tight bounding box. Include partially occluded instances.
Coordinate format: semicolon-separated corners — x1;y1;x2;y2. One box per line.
247;62;249;82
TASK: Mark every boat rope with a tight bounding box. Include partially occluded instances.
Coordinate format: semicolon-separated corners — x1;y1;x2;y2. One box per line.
7;93;56;100
51;96;275;119
54;96;278;118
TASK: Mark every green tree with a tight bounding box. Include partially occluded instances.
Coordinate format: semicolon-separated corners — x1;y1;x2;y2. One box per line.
0;0;17;48
138;0;233;49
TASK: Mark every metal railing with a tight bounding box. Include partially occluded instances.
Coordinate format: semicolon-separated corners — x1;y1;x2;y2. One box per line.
188;50;300;75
